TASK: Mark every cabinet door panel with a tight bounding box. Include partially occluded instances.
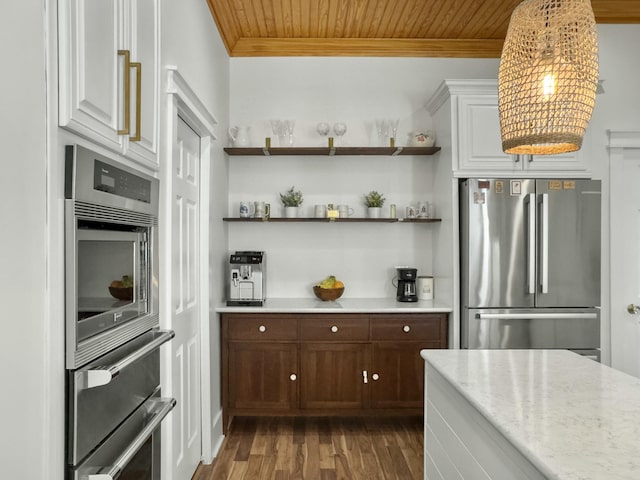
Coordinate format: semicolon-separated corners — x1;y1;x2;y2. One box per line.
59;0;123;153
371;342;426;408
300;343;368;409
458;96;517;172
229;343;297;410
124;0;159;164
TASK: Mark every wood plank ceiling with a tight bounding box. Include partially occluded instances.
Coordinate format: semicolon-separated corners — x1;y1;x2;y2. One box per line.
205;0;640;58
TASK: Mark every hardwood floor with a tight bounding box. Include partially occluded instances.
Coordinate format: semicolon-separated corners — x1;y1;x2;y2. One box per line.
192;416;424;480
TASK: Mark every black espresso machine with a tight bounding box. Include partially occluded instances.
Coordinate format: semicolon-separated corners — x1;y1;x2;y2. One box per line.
395;267;418;302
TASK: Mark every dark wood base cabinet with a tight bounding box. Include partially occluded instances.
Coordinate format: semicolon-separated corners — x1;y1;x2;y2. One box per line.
221;312;448;432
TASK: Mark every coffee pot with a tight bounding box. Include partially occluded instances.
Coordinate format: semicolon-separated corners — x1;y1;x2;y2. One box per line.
393;267;418;302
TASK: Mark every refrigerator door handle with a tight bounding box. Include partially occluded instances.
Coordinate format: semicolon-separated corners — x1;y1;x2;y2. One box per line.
477;312;599;320
539;193;549;294
526;193;536;294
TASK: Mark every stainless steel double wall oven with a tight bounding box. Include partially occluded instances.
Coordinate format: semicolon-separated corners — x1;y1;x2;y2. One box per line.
64;145;175;480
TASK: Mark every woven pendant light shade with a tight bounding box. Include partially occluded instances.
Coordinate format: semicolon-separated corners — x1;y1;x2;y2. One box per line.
498;0;599;155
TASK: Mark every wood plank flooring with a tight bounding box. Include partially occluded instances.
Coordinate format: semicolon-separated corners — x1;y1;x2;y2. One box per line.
192;416;424;480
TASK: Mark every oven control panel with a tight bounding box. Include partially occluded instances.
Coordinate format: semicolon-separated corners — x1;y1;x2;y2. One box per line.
93;159;151;204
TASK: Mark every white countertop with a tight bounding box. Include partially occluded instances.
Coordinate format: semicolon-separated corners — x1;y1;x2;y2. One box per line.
216;297;452;313
421;349;640;480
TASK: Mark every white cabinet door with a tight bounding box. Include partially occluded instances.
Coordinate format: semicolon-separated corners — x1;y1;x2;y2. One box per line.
58;0;159;167
457;95;518;173
122;0;158;165
59;0;123;154
455;92;590;177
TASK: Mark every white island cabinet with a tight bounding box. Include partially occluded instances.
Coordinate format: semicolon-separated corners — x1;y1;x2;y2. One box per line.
421;349;640;480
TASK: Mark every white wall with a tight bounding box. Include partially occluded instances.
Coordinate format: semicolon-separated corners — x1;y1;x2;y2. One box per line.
228;57;499;298
0;1;49;478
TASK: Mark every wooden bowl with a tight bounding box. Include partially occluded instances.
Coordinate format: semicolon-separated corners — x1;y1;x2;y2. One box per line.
109;286;133;301
313;286;344;301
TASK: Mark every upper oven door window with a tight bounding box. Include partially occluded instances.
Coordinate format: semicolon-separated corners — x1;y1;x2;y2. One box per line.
73;222;149;343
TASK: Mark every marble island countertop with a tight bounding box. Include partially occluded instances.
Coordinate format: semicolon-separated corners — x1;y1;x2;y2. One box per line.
216;297;452;313
421;349;640;480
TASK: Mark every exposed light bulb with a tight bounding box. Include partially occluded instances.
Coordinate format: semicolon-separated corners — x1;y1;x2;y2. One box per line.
542;72;557;97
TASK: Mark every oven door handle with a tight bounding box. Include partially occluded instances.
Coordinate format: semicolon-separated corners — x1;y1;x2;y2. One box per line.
84;330;175;389
85;397;176;480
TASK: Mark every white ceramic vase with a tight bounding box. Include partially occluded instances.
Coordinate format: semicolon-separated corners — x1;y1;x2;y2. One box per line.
368;207;382;219
284;206;299;218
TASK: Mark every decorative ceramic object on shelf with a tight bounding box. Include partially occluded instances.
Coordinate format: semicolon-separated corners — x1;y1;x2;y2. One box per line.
228;125;251;147
368;207;382;218
408;131;435;147
284;206;299;218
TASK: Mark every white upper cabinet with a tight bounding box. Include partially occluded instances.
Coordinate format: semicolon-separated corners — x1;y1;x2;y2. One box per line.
427;80;591;178
58;0;159;168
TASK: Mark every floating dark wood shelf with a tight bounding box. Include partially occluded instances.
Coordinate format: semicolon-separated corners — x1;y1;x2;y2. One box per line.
222;217;442;223
223;146;441;156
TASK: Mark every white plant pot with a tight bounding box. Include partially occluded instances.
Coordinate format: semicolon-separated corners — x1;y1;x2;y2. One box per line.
284;206;299;218
368;207;382;219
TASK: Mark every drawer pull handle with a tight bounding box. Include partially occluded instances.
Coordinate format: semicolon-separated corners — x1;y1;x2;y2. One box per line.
403;325;411;333
363;370;368;384
290;374;297;381
330;325;338;333
258;325;266;333
372;373;380;381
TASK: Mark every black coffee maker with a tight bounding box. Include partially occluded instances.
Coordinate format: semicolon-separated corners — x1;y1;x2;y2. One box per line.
395;267;418;302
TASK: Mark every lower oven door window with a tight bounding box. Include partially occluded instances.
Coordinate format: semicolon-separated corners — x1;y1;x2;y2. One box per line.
70;393;175;480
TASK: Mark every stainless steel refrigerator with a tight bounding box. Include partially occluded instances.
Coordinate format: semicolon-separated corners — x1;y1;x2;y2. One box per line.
460;178;601;359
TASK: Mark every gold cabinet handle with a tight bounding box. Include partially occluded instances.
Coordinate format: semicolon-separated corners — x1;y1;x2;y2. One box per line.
129;61;141;141
117;50;131;135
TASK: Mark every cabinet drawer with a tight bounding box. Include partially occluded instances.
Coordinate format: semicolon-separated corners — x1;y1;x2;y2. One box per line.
370;314;446;343
225;314;297;341
299;315;369;341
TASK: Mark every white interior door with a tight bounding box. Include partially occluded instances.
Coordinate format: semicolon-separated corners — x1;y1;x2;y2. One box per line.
168;116;202;479
610;132;640;377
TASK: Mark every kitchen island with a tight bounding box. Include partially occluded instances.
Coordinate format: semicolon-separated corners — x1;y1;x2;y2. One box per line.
217;298;451;432
421;349;640;480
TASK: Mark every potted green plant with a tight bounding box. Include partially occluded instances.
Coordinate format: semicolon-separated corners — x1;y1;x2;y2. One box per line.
364;190;385;218
279;186;304;217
